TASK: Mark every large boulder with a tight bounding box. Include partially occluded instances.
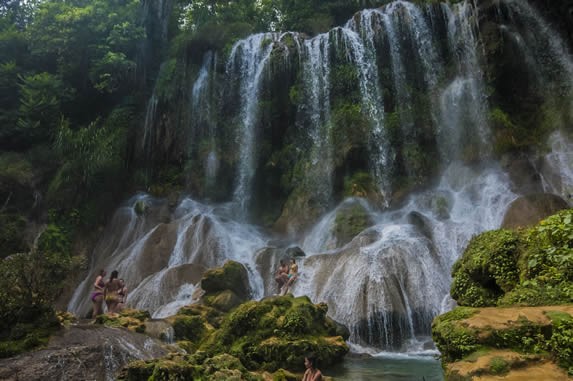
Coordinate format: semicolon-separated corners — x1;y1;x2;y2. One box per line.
501;193;568;229
201;260;251;301
0;324;168;381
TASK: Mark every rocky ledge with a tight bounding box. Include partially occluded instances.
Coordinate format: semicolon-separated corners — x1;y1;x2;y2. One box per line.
432;305;573;380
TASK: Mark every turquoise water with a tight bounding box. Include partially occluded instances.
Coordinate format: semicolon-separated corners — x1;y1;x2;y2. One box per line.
328;355;445;381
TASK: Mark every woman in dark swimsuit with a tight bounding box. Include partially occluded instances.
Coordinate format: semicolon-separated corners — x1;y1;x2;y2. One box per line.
104;270;122;314
91;269;106;317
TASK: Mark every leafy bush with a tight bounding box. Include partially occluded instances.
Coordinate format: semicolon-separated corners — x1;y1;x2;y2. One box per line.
451;230;520;307
451;209;573;307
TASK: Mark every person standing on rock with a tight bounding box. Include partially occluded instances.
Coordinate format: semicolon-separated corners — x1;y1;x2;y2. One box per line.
274;260;289;294
104;270;122;314
281;258;298;295
116;279;128;312
91;269;106;317
302;353;323;381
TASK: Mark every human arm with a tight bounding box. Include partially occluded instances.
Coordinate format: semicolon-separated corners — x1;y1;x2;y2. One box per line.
94;276;104;290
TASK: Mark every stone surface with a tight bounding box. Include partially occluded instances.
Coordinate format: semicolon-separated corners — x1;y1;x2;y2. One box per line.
501;193;568;229
0;324;168;381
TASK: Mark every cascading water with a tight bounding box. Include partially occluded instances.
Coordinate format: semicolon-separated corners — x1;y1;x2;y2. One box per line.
190;51;219;189
72;0;573;358
227;33;280;216
438;1;491;161
300;33;334;206
335;26;392;201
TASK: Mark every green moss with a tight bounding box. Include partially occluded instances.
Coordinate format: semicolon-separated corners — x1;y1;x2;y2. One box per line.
0;214;28;258
172;315;206;342
432;308;480;362
451;229;521;307
95;309;149;333
489;356;510;375
332;203;373;248
202;261;251;300
546;311;573;372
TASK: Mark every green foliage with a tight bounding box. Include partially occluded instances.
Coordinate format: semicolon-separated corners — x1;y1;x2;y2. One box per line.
489;356;509;375
452;210;573;308
451;229;520;307
172;315;206;342
16;72;70;143
546;312;573;372
333;203;372;248
49;116;125;206
0;220;76;356
0;214;27;258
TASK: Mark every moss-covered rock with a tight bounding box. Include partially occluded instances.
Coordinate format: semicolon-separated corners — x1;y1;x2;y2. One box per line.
432;306;573;379
451;230;520;307
451;209;573;308
95;308;150;333
201;260;251;301
332;201;374;249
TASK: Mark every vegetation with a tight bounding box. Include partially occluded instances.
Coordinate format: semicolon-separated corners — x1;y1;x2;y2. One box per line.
435;209;573;376
117;261;349;380
450;209;573;307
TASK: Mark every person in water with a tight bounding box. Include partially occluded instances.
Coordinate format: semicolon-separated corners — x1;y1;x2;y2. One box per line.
274;259;289;294
104;270;122;314
302;353;323;381
91;269;106;317
281;258;298;295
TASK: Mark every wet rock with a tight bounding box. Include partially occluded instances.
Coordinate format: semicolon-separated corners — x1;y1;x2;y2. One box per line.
0;324;168;381
285;246;306;258
501;193;568;229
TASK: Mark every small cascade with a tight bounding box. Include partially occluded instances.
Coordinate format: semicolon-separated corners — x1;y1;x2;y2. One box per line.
438;1;490;161
335;26;391;202
141;93;159;159
295;163;517;350
190;51;219;189
538;130;573;203
68;196;267;317
496;0;573;122
227;33;280;217
300;33;334;206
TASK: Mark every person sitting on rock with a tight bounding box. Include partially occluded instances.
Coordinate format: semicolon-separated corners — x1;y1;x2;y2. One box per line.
302;353;322;381
274;259;289;294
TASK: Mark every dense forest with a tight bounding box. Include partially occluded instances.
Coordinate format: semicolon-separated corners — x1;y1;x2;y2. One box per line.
1;0;572;373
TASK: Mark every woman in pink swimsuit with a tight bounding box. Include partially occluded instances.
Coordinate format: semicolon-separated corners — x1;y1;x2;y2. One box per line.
91;269;106;317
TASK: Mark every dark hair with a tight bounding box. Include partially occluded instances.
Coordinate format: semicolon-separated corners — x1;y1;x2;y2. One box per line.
98;269;106;277
305;353;318;368
110;270;118;281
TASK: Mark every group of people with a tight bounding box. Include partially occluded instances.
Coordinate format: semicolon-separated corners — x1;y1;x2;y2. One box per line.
274;258;298;295
91;269;128;317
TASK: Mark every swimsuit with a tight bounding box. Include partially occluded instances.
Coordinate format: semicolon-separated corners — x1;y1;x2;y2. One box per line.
91;291;103;302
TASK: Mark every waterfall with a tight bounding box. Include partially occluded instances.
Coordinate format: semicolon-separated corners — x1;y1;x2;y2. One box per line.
335;26;391;202
190;51;219;189
68;197;267;317
227;33;278;217
71;0;573;355
438;1;490;162
295;163;517;350
301;33;334;206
